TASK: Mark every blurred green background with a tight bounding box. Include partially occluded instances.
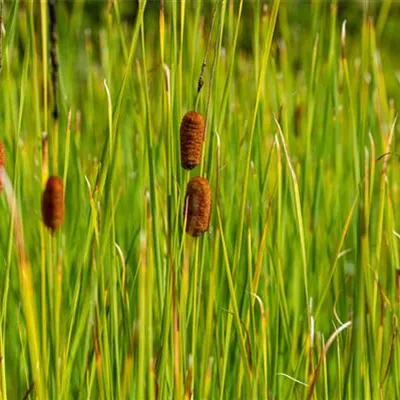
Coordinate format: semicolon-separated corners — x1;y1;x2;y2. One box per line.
12;0;400;102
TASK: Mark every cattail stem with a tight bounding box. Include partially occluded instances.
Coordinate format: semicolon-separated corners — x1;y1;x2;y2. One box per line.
49;0;59;121
40;221;48;383
53;233;62;394
46;230;55;385
194;2;218;109
190;239;200;393
41;133;49;185
40;0;48;134
49;0;59;173
0;0;3;81
0;139;5;192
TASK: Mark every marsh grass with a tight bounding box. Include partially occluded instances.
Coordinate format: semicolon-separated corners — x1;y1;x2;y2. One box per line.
0;0;400;398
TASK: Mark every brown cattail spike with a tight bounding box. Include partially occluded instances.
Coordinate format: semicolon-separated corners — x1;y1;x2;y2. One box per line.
184;176;211;237
42;176;64;234
180;111;205;170
0;140;5;192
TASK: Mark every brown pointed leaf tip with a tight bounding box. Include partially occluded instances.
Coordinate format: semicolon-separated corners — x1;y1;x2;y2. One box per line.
42;176;64;234
184;176;211;237
0;140;5;192
180;111;205;170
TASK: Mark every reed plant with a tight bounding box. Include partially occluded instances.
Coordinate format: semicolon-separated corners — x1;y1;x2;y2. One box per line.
0;0;400;398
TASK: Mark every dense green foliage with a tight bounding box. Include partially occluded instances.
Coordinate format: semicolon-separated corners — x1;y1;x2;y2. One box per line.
1;0;400;398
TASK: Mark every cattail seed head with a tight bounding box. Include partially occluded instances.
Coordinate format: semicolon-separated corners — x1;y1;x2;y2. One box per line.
42;176;64;234
184;176;211;237
0;140;5;192
180;111;205;170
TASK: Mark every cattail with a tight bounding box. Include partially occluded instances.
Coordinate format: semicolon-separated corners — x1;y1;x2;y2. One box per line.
180;111;205;170
184;176;211;237
42;176;64;234
0;140;5;191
